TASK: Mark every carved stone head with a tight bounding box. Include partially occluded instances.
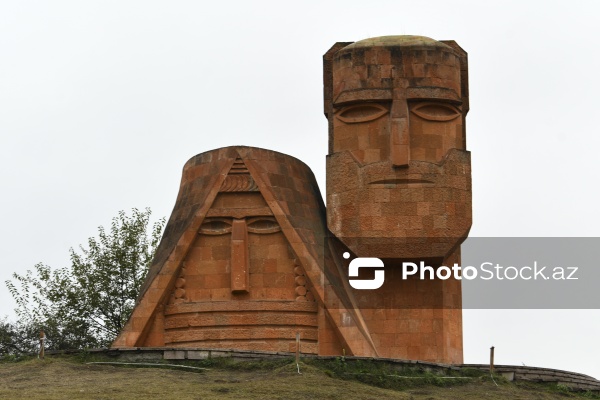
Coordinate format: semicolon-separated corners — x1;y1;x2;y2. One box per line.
114;146;328;351
324;36;472;260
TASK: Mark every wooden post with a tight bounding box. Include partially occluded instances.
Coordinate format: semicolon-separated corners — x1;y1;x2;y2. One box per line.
490;346;495;373
295;332;300;364
39;330;45;360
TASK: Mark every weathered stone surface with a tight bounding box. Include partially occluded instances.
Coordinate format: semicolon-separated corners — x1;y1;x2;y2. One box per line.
186;350;210;360
323;35;471;363
112;35;472;365
163;350;185;360
324;35;471;260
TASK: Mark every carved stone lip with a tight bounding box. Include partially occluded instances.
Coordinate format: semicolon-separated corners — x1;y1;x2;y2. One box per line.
369;178;434;185
359;160;443;186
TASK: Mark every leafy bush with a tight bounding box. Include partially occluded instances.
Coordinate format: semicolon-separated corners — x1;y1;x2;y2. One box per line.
4;208;164;351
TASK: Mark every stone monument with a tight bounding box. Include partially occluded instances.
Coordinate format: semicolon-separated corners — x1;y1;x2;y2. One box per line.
113;35;471;364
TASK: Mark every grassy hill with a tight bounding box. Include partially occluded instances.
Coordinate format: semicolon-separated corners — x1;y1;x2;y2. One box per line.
0;355;598;399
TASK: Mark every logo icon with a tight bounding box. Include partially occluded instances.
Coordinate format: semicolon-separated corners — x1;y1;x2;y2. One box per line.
345;252;385;290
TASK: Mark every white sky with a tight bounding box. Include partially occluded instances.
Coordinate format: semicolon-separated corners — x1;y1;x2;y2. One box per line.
1;0;599;379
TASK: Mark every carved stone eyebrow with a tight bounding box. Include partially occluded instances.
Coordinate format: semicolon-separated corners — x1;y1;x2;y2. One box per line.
406;87;461;103
205;207;273;219
333;88;393;106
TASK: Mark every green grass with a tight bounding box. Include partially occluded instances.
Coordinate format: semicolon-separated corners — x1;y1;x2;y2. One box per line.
0;355;598;399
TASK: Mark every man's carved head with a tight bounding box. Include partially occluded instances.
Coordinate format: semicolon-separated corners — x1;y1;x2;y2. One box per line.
324;36;472;260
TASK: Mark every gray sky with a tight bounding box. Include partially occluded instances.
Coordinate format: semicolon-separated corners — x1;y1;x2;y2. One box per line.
1;0;599;378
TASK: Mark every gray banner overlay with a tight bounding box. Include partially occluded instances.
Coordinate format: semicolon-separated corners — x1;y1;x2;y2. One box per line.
461;237;599;309
323;237;600;309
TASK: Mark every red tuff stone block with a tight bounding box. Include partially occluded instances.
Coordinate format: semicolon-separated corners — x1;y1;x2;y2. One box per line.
113;35;471;365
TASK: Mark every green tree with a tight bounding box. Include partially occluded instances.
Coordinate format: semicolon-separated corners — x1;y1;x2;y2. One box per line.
0;317;39;357
5;208;165;350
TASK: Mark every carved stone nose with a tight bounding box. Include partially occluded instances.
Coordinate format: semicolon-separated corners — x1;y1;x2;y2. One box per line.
230;218;249;293
390;114;409;167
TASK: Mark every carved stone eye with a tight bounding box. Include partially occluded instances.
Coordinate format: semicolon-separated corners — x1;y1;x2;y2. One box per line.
246;217;281;234
335;103;389;124
411;102;461;121
199;219;232;235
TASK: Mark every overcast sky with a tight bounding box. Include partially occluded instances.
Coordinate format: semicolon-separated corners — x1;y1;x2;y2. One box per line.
1;0;599;379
